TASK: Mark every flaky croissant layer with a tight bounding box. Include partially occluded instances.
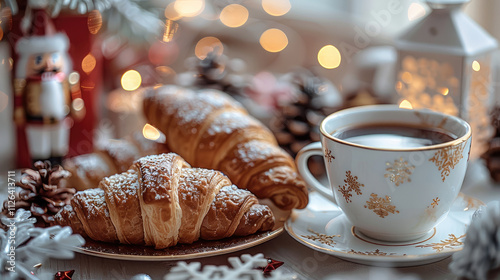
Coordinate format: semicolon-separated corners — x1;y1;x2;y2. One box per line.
53;153;275;249
143;85;309;210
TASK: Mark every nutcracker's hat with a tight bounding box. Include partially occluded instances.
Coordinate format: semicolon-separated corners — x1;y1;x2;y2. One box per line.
15;8;69;55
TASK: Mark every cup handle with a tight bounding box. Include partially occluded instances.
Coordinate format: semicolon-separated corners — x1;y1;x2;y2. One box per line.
296;142;337;205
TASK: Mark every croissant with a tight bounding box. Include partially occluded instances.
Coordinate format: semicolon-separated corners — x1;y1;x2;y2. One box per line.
52;153;275;249
63;132;169;191
142;85;308;210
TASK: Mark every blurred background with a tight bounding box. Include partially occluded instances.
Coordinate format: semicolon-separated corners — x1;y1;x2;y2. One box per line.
0;0;498;173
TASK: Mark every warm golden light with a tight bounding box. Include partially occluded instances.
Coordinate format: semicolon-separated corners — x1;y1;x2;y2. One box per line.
408;3;426;21
174;0;204;17
165;2;183;20
143;124;161;140
439;87;449;96
262;0;291;16
195;37;223;59
156;66;176;77
163;20;179;42
260;28;288;53
81;54;96;74
395;81;403;92
399;100;413;109
87;10;102;34
220;4;248;28
401;72;413;84
472;60;481;72
317;45;341;69
121;70;142;91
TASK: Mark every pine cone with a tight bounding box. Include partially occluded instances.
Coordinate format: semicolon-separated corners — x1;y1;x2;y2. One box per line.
2;161;75;226
449;202;500;280
483;107;500;182
270;69;341;156
191;50;247;97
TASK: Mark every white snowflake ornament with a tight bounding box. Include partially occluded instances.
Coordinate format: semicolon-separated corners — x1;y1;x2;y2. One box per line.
165;253;294;280
0;209;85;280
449;201;500;280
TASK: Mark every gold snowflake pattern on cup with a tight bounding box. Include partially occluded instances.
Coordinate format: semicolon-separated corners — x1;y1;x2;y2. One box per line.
429;142;466;182
345;249;401;256
364;193;400;218
384;157;415;186
301;229;340;247
337;171;364;203
415;233;466;252
324;147;335;163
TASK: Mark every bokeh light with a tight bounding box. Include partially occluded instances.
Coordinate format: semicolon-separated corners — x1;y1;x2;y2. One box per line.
260;28;288;53
87;10;102;34
399;100;413;109
408;3;426;21
317;45;341;69
262;0;291;16
143;124;161;140
174;0;205;17
472;60;481;72
121;70;142;91
220;4;249;28
195;36;223;59
165;2;183;20
439;87;449;96
81;54;96;74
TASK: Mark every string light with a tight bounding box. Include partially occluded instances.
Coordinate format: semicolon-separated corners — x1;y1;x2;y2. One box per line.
195;37;223;59
317;45;341;69
260;28;288;53
262;0;291;16
220;4;248;28
121;70;142;91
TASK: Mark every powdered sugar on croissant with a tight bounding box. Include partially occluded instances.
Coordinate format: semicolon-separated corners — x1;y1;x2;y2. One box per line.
53;153;275;249
143;86;308;210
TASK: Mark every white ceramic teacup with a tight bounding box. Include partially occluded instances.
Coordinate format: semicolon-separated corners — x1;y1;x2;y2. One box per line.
296;105;472;242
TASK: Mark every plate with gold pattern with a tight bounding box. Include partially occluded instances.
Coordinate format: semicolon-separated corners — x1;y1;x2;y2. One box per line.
75;200;290;261
285;192;484;267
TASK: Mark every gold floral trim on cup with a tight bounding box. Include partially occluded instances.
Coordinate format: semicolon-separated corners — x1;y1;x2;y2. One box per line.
301;229;340;246
415;233;466;252
364;193;400;218
429;142;466;182
337;171;364;203
345;249;399;256
430;197;440;208
324;147;335;163
384;157;415;186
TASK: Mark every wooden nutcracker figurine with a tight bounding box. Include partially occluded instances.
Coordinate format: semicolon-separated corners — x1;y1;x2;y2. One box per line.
13;7;85;166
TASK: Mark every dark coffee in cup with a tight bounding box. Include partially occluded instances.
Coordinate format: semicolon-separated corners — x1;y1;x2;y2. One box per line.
331;124;457;149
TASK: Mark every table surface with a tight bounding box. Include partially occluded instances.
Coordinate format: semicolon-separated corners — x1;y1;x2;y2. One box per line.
4;160;500;280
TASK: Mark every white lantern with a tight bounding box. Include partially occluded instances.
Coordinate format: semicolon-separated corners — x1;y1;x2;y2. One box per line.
395;0;498;158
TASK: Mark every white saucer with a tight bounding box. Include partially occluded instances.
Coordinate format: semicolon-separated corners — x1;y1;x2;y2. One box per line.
285;192;484;267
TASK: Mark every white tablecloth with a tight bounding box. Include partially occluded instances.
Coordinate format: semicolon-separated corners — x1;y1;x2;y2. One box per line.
2;160;500;280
